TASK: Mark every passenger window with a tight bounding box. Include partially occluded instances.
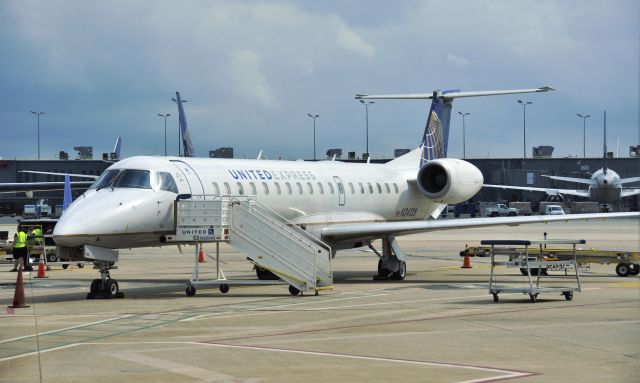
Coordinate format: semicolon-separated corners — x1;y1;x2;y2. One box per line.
349;182;355;194
307;182;313;194
296;182;303;194
223;182;231;195
212;182;220;196
236;182;244;195
157;172;178;193
393;183;399;193
376;183;382;193
367;183;373;194
359;182;364;194
328;183;335;194
286;182;292;194
385;183;390;193
262;182;269;195
317;182;324;194
275;182;282;195
249;182;257;195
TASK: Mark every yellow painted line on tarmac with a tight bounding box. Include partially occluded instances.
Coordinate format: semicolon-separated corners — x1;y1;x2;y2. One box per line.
611;281;640;287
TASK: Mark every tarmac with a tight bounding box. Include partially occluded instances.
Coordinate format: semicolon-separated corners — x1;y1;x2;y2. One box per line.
0;218;638;383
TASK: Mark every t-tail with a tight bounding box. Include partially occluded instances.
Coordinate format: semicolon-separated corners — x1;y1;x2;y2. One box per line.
173;91;195;157
112;136;122;160
603;110;608;175
356;86;555;167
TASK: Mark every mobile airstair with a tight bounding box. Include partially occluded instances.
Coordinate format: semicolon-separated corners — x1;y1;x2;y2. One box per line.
165;195;333;296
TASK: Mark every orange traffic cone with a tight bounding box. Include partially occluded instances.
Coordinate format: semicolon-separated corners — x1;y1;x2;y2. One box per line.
461;254;472;269
198;248;206;263
9;260;29;308
35;257;48;279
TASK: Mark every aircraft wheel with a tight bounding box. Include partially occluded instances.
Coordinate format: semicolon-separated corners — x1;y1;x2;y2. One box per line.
563;291;573;301
47;254;58;263
89;279;102;294
628;264;640;276
103;279;119;299
219;284;230;294
392;261;406;280
62;264;69;270
186;285;196;297
288;285;301;296
492;293;499;302
78;263;85;268
615;263;630;277
529;294;538;303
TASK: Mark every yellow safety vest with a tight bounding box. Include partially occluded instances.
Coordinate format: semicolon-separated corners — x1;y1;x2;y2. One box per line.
31;228;43;245
14;231;27;248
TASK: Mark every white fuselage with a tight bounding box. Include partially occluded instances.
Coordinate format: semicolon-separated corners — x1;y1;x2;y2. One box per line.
588;168;621;203
53;155;439;250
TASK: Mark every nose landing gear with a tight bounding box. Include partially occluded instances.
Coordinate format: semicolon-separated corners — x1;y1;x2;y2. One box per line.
87;260;124;299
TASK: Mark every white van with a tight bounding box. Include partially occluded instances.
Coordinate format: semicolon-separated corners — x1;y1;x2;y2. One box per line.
545;205;565;215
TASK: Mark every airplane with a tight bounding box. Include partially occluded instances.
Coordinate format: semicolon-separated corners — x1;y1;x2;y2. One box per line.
484;111;640;205
50;87;638;298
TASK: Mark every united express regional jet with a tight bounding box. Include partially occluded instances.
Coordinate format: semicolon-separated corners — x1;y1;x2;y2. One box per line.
51;87;638;298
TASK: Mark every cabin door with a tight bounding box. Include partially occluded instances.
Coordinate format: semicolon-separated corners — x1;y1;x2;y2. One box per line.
171;160;205;197
333;176;346;206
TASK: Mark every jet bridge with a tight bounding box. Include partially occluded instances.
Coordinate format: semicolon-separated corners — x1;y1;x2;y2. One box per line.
165;195;333;296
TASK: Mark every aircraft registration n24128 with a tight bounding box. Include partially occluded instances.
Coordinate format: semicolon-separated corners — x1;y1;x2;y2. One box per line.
52;87;639;298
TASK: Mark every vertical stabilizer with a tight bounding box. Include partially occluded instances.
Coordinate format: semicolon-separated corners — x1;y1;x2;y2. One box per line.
603;110;607;175
175;91;195;157
112;137;122;160
63;175;72;210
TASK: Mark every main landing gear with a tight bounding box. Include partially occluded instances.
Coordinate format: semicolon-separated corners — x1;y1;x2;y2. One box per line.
87;260;124;299
370;236;407;280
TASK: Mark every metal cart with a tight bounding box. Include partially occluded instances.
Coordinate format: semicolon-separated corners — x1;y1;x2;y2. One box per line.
482;239;585;303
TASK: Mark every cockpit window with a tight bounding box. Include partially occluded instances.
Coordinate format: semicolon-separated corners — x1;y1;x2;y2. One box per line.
90;169;120;189
114;169;151;189
157;172;178;193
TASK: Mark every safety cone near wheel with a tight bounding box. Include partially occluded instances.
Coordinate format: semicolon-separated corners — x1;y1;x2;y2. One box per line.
35;256;48;279
9;260;29;308
461;254;472;269
198;248;206;263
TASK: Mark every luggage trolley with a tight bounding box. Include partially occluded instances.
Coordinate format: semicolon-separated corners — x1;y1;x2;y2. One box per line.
482;239;585;303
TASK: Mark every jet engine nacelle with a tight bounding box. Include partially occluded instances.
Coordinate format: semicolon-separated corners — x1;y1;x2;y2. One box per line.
416;159;484;204
546;193;564;202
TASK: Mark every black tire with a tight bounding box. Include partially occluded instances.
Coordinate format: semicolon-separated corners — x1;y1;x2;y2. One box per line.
392;261;406;280
377;259;388;277
47;254;58;263
529;294;537;303
521;268;540;276
256;267;278;280
492;293;499;302
219;284;230;294
288;285;301;296
103;279;119;299
78;263;84;269
564;291;573;301
508;212;516;216
62;264;69;270
186;285;196;297
628;264;640;276
490;212;498;217
615;263;630;277
89;279;102;294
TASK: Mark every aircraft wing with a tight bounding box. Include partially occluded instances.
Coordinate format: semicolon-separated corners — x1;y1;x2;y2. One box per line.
321;212;639;242
618;177;640;185
0;181;94;194
483;184;590;198
541;175;596;185
621;188;640;198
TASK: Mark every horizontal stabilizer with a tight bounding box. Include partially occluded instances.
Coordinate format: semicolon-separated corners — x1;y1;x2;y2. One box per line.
355;86;554;100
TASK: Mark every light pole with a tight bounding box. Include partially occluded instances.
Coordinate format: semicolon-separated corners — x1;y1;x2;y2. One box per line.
458;111;470;159
171;96;187;156
359;100;374;157
307;113;319;160
577;113;591;158
157;113;171;156
30;111;46;160
517;100;532;159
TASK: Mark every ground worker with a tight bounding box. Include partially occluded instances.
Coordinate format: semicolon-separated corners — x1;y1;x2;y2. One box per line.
11;226;30;272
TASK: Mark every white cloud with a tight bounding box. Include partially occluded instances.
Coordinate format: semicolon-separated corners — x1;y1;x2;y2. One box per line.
228;49;278;109
447;54;470;68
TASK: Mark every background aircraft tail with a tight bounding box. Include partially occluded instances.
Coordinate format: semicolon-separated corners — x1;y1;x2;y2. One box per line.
173;91;195;157
357;86;554;167
112;136;122;160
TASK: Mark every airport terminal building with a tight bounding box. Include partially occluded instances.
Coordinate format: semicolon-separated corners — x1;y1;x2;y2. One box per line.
0;155;638;216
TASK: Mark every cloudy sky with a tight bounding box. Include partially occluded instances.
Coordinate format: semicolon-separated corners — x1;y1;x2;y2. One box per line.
1;0;638;160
